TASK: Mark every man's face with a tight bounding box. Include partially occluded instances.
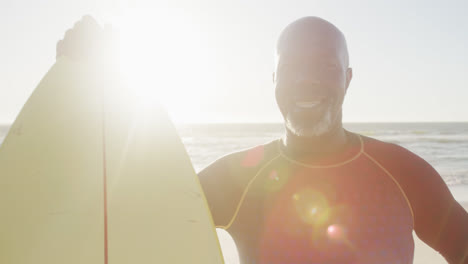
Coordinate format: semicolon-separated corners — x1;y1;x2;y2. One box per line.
274;32;351;137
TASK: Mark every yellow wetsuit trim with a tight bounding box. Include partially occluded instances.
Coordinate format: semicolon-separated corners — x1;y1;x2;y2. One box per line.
362;151;415;227
278;135;364;168
217;154;282;230
218;135;364;230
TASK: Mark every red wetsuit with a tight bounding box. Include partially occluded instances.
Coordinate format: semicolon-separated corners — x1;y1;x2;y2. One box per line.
199;132;468;264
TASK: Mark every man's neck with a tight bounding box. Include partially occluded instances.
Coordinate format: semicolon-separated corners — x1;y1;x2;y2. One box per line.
281;124;348;160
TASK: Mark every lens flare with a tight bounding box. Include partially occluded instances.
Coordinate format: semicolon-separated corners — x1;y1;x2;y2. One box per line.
310;207;318;215
263;165;291;193
327;224;344;239
269;170;279;181
327;224;356;251
292;188;329;226
241;146;264;167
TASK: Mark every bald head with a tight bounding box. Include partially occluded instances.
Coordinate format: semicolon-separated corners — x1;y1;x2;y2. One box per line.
273;17;353;138
276;16;349;67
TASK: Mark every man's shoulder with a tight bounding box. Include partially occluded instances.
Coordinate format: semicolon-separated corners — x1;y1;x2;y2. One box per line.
359;134;433;172
361;134;415;157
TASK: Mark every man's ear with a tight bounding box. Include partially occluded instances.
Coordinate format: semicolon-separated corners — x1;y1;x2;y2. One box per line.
345;67;353;93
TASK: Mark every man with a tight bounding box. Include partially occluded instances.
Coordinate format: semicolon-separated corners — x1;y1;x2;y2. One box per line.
59;16;467;264
197;17;468;264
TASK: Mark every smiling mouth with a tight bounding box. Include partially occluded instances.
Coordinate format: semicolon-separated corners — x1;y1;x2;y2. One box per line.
295;101;321;108
295;98;327;108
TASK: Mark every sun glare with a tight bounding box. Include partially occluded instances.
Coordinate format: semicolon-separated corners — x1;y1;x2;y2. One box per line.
112;7;217;123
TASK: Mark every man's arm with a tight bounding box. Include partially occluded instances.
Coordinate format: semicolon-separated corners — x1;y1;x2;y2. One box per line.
370;142;468;264
198;156;240;229
405;156;468;264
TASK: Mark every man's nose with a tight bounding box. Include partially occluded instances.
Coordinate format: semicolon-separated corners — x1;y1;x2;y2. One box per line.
294;71;321;86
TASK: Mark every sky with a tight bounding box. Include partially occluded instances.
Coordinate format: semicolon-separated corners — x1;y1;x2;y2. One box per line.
1;0;468;124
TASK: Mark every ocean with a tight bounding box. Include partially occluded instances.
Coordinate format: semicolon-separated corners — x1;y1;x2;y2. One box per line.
1;122;467;187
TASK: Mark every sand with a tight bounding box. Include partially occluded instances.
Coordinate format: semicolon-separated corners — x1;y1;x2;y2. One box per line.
413;201;468;264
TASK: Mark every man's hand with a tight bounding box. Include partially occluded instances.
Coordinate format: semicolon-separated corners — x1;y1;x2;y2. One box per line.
56;15;117;64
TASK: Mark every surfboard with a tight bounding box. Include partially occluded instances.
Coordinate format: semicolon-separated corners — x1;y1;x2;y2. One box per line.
0;57;224;263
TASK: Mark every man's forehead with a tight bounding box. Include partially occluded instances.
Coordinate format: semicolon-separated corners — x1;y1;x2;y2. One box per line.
276;39;347;67
278;40;343;57
277;29;345;53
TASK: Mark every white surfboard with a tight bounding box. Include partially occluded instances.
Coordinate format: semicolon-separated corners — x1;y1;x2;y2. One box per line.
0;57;224;264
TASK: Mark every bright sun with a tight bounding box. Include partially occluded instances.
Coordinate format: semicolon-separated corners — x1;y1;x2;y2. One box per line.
112;7;217;123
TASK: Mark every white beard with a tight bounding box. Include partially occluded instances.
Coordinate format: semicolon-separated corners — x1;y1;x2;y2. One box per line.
285;103;338;137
